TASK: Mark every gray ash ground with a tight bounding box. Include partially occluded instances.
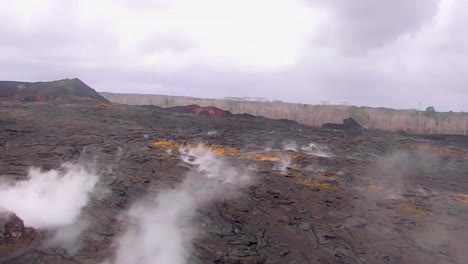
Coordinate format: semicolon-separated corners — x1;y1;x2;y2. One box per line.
0;98;468;264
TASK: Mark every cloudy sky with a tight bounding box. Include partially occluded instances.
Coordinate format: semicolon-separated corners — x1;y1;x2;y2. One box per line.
1;0;467;111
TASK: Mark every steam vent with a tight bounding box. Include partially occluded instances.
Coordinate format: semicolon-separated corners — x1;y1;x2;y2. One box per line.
0;79;467;264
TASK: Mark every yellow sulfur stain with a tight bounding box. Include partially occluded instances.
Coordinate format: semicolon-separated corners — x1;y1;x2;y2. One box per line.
249;153;280;162
407;144;466;157
152;141;240;156
317;171;334;178
452;193;468;204
204;146;239;155
60;103;78;107
286;151;302;159
151;142;302;162
368;184;381;192
400;203;430;217
153;140;179;149
95;103;113;107
302;180;339;190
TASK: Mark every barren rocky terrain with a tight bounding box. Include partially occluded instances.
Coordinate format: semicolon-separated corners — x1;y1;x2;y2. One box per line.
0;94;468;263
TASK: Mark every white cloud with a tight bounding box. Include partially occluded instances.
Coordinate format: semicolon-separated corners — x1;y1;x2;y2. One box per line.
1;0;468;111
24;0;319;72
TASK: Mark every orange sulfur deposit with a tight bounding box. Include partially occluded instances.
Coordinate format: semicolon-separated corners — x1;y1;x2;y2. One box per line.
248;153;280;162
452;193;468;204
367;184;381;192
151;140;294;162
317;171;334;178
400;203;430;217
302;180;339;190
407;144;466;157
153;140;180;149
95;103;113;108
60;103;78;107
152;141;239;156
204;146;239;155
284;150;302;159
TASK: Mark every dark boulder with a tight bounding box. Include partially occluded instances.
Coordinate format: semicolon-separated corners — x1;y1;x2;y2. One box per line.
23;95;37;102
0;213;26;244
322;117;362;132
169;104;233;117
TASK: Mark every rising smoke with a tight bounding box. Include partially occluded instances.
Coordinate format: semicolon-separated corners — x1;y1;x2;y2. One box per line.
368;150;411;199
207;130;218;136
301;142;333;157
46;218;91;253
357;149;468;262
0;163;100;250
0;163;99;228
104;145;253;264
282;140;299;151
274;154;291;174
280;140;333;158
366;149;442;200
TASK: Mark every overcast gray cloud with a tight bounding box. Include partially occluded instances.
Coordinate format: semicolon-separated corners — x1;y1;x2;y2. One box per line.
0;0;467;111
309;0;441;53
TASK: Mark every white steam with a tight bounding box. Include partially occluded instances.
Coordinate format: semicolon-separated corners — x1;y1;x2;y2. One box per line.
0;163;99;229
107;191;195;264
115;147;124;162
368;151;411;200
46;219;91;254
274;154;291;174
106;145;252;264
207;130;218;136
282;140;299;151
180;145;251;185
280;140;333;157
0;163;100;251
301;142;333;157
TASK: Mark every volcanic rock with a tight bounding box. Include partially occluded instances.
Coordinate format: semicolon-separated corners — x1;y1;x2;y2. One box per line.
168;104;233;117
0;78;108;102
0;212;38;264
0;213;26;244
0;82;467;264
322;117;362;132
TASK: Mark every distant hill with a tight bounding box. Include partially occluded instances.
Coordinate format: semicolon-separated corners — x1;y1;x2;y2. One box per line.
100;92;468;135
0;78;108;102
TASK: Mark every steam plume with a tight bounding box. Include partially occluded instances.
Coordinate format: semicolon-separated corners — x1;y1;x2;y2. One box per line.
0;163;100;251
0;163;99;229
106;145;252;264
282;140;299;151
274;154;291;174
301;142;333;157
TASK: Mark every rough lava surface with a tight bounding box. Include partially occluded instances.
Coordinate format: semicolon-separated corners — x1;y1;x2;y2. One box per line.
168;104;233;117
0;92;468;263
0;79;108;102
